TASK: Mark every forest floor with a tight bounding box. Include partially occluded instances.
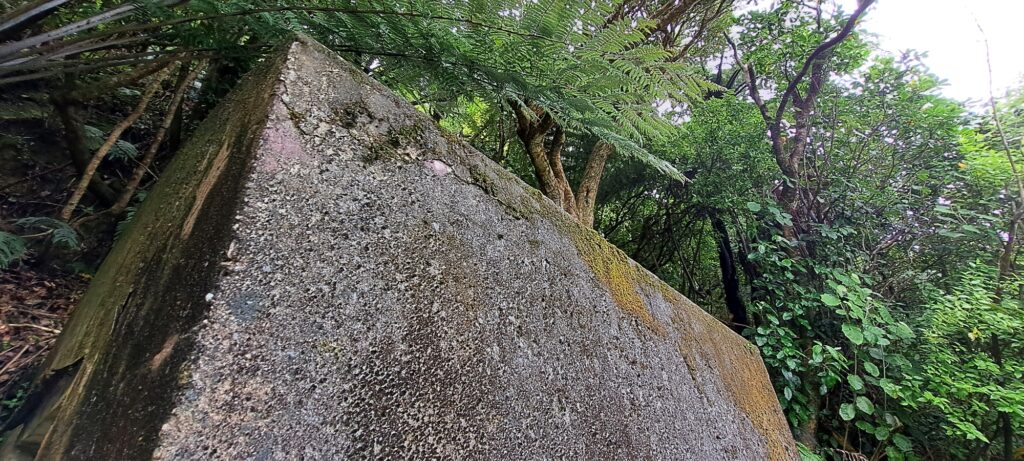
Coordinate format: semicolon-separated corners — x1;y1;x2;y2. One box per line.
0;267;86;421
0;94;112;427
1;109;96;424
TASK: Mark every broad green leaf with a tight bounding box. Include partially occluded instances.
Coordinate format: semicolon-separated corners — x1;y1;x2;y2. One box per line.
892;322;915;339
0;232;26;269
848;374;865;392
879;378;900;397
820;293;842;307
864;362;880;377
892;434;912;451
839;403;856;421
856;396;875;415
811;344;824;362
842;324;865;345
746;202;762;212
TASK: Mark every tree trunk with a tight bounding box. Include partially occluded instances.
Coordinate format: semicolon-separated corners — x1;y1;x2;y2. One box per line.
993;216;1018;461
991;335;1015;461
51;92;118;205
999;389;1013;461
576;140;614;228
511;103;613;228
734;221;764;304
521;129;562;206
711;215;748;332
512;102;580;219
545;125;578;217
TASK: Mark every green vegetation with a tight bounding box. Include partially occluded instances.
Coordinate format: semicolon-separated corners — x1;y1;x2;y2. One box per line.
1;0;1022;459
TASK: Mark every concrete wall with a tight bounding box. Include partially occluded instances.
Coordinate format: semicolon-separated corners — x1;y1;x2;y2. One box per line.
3;36;797;460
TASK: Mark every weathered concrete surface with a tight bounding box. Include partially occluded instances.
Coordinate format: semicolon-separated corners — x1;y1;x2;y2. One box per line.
3;36;797;460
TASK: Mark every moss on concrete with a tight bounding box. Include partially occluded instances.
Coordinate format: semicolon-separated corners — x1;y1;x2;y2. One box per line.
564;226;662;334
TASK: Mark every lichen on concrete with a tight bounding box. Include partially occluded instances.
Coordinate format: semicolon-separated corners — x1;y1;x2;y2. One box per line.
4;35;799;460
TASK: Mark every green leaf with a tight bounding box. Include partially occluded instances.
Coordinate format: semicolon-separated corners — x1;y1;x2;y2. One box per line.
892;433;913;451
864;362;880;377
856;396;875;415
839;403;856;421
797;443;826;461
848;374;865;392
746;201;762;212
879;378;900;397
892;322;915;339
820;293;842;307
842;324;865;345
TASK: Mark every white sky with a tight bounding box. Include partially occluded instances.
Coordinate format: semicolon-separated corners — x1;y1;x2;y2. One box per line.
856;0;1024;103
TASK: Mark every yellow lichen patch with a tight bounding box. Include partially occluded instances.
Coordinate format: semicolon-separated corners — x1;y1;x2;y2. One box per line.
668;302;795;461
526;192;793;458
563;222;664;335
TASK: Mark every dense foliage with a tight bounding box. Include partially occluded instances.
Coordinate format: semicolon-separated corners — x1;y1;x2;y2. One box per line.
1;0;1021;459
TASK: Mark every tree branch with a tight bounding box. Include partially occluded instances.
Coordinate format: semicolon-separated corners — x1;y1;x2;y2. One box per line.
0;0;189;60
772;0;875;128
111;60;203;215
2;4;564;68
59;68;168;221
0;0;71;37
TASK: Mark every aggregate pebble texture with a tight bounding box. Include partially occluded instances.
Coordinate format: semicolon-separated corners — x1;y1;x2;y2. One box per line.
6;36;798;460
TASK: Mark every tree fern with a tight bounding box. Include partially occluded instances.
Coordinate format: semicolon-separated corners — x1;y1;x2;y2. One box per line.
1;0;728;195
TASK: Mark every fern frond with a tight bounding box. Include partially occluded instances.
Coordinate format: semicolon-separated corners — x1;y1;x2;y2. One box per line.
0;231;26;269
15;217;81;249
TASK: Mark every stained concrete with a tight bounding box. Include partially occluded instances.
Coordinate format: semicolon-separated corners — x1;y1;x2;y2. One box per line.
3;36;798;460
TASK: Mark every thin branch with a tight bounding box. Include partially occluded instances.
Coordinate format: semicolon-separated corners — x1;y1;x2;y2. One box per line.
725;33;771;125
4;324;62;334
772;0;875;128
0;345;30;378
59;67;169;221
112;60;204;214
0;161;71;192
0;0;70;36
979;23;1024;207
0;40;163;74
0;0;188;60
2;5;564;67
73;58;179;100
0;52;191;85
